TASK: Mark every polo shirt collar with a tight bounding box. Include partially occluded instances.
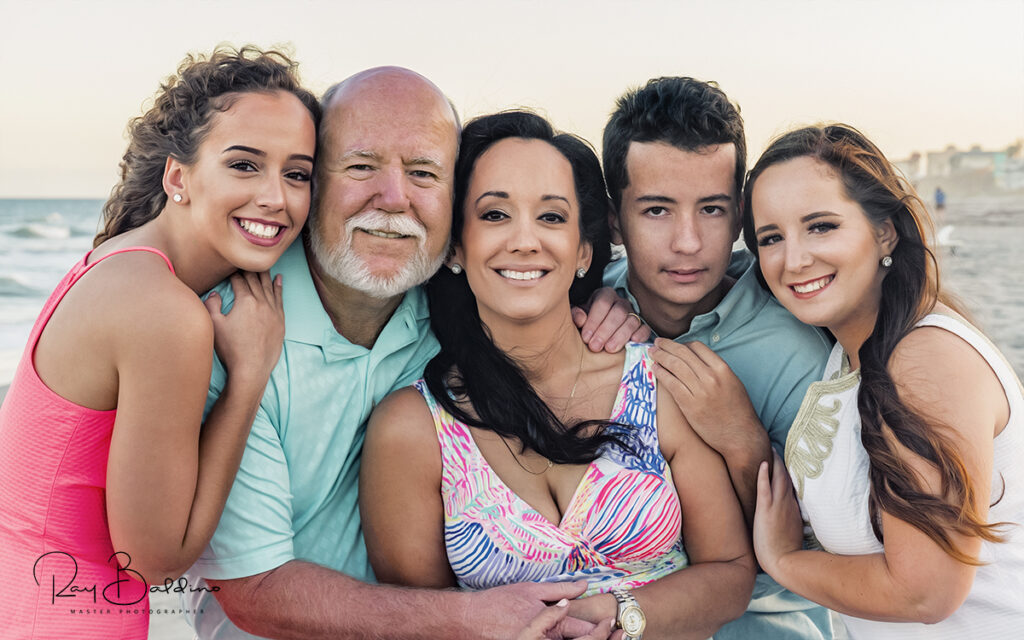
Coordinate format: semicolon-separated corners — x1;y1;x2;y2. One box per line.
612;249;769;341
275;242;429;362
711;250;769;336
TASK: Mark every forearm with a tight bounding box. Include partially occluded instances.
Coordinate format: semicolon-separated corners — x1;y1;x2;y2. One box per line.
719;427;772;529
573;557;755;639
173;377;269;572
771;549;957;624
213;560;474;640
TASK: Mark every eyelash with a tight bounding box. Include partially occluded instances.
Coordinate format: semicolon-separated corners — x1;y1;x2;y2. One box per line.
479;210;567;224
230;160;258;172
231;160;310;182
756;221;840;247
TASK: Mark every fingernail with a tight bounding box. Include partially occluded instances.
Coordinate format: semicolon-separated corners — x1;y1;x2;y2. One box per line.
582;330;593;340
556;599;568;607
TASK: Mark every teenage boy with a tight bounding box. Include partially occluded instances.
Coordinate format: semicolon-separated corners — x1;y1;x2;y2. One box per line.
602;76;834;639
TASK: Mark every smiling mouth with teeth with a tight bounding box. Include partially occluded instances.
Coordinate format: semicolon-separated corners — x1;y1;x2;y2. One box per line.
362;229;412;239
238;219;283;239
791;275;834;294
498;269;546;281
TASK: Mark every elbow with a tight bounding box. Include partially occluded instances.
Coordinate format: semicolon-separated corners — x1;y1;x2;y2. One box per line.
209;568;283;637
116;552;192;587
909;592;968;625
898;578;970;624
718;554;759;625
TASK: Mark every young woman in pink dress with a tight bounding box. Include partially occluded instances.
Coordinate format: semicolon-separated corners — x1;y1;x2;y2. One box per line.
0;46;318;639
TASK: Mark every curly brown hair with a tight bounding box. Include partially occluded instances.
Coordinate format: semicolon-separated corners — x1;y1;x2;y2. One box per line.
95;45;320;247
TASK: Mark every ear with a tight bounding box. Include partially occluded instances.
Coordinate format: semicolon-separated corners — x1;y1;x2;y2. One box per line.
577;239;593;274
448;244;466;270
609;209;623;245
876;218;899;255
162;156;187;204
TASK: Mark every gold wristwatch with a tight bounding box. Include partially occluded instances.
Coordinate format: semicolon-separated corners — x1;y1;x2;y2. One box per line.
611;587;646;639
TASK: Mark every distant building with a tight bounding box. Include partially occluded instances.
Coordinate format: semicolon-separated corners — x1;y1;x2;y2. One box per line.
894;152;923;181
926;145;958;177
922;141;1024;193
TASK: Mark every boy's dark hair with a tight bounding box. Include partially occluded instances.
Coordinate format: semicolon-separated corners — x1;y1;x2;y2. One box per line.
602;77;745;212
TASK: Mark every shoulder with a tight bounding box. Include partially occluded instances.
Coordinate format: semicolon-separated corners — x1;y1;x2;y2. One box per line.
364;384;440;469
756;297;831;353
889;318;1005;436
368;385;436;443
81;252;212;350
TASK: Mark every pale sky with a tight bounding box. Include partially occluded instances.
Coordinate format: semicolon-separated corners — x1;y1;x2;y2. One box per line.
1;0;1022;198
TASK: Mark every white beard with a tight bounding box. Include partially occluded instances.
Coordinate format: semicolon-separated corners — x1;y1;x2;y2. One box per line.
309;209;447;299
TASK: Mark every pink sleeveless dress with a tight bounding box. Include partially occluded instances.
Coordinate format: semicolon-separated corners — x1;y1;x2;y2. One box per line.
0;247;174;639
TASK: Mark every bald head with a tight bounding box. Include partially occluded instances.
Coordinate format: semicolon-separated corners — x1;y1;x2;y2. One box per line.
320;67;459;145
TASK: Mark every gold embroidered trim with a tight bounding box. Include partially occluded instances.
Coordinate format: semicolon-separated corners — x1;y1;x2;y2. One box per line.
785;354;859;500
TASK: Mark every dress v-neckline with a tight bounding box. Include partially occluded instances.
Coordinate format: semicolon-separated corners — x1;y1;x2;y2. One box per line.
462;349;635;530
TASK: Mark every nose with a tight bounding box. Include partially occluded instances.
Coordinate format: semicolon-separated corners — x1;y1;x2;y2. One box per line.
784;237;813;272
669;214;702;255
506;216;541;254
374;167;411;213
255;175;286;212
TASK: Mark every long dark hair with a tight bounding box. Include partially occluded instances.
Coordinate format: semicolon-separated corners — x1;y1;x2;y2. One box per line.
95;45;320;246
743;124;1006;564
423;110;622;464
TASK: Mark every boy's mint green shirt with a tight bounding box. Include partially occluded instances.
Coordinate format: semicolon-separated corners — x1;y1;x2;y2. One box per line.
184;241;439;639
605;250;836;640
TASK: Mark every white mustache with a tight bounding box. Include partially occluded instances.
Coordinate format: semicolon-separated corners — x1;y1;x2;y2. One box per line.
345;210;426;242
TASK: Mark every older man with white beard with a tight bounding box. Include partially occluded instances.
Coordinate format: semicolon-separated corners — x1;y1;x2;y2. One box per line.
181;68;628;640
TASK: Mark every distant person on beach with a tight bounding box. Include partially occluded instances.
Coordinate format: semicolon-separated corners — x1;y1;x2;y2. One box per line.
935;185;946;211
747;124;1024;638
0;47;318;639
182;68;638;640
599;76;835;639
360;110;755;639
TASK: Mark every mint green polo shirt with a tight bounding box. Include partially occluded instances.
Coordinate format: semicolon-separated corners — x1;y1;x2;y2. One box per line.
605;250;837;640
184;241;439;639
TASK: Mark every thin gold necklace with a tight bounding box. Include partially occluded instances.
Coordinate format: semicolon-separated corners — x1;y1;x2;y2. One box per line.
502;341;585;475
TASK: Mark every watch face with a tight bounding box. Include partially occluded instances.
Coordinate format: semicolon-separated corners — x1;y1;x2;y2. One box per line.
621;605;645;635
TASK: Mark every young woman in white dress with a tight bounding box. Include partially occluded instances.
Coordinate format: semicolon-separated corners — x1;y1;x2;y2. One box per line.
745;124;1024;639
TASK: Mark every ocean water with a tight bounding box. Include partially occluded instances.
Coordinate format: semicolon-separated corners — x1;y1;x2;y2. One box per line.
0;198;1022;386
0;199;101;383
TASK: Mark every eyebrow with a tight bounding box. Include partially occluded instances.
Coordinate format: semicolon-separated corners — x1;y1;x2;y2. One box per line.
474;191;570;206
697;193;733;204
541;194;570;205
635;193;732;205
754;210;838;235
224;145;313;164
475;190;508;205
340;150;443;169
409;156;444;170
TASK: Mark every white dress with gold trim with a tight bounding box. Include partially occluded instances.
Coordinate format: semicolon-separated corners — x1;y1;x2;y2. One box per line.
785;312;1024;639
